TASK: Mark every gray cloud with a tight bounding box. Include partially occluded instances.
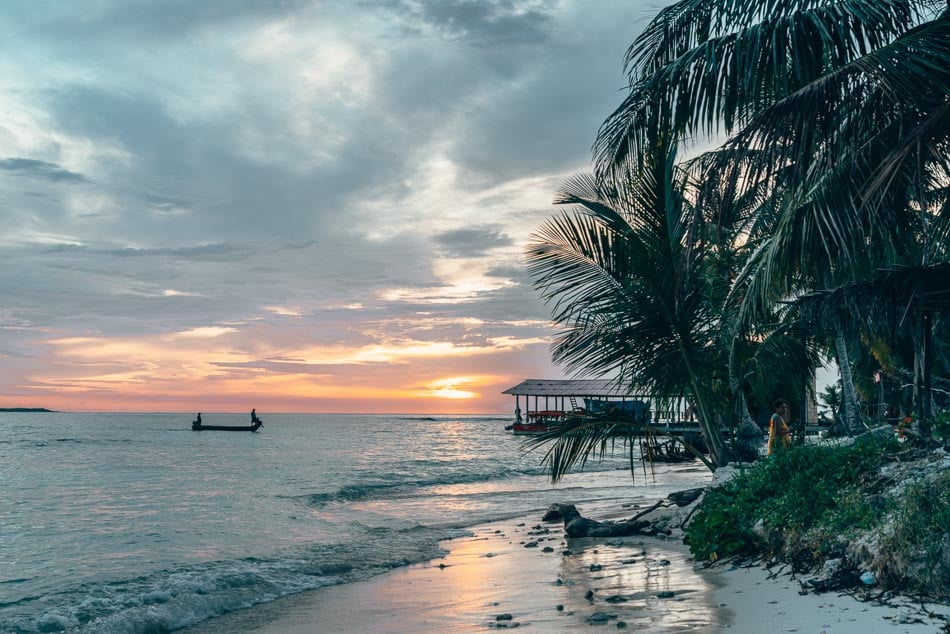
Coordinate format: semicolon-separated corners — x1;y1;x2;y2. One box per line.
433;225;513;257
379;0;556;46
4;0;312;43
0;158;88;183
40;242;253;261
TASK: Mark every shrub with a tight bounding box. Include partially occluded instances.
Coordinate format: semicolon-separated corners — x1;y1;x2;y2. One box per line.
684;434;898;562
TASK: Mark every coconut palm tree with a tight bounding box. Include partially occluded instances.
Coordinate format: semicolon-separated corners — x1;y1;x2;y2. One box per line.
526;135;737;468
594;0;950;433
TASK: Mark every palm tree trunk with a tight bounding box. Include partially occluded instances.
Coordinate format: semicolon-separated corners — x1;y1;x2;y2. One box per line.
688;376;733;468
834;323;862;435
728;371;762;458
913;308;933;437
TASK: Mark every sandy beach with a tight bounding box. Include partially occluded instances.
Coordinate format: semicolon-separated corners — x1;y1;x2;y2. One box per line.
184;502;949;633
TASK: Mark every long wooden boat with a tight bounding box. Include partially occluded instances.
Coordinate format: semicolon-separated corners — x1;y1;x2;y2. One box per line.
192;419;262;432
504;410;565;435
507;421;551;435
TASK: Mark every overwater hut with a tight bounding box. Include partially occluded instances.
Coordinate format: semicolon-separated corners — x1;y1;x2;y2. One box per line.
501;379;690;435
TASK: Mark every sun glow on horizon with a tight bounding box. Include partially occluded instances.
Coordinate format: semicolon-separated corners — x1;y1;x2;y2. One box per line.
424;376;479;400
14;323;546;413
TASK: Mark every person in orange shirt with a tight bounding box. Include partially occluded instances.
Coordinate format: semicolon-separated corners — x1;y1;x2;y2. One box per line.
768;399;792;455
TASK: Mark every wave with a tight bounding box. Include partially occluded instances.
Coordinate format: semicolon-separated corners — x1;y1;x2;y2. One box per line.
301;468;537;507
0;526;458;634
300;459;628;508
5;438;137;448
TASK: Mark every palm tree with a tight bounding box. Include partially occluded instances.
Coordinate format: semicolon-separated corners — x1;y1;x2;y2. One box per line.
819;382;843;424
527;131;762;469
594;0;950;433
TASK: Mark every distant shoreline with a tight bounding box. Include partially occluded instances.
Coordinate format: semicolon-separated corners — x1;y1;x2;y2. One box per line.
0;408;56;412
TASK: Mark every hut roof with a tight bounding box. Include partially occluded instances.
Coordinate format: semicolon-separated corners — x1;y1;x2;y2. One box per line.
502;379;643;397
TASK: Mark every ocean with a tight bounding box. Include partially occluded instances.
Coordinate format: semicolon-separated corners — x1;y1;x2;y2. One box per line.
0;412;709;633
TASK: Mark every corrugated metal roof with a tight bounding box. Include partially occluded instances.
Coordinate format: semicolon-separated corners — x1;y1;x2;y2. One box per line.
502;379;646;397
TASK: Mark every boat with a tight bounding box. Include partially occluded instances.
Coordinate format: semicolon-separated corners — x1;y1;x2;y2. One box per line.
192;418;262;432
507;410;565;435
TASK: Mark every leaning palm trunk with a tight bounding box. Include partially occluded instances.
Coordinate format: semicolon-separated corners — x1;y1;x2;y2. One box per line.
688;376;733;467
834;323;864;435
729;372;763;459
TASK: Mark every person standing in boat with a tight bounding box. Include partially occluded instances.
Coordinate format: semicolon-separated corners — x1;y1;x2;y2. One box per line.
196;413;202;425
251;408;260;424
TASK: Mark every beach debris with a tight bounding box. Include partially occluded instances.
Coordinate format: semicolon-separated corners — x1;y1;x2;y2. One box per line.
541;502;667;538
803;558;862;592
589;564;604;572
495;613;513;621
616;621;628;628
542;546;554;553
667;487;704;506
860;571;877;586
604;594;629;603
586;611;618;624
524;541;539;548
585;589;595;601
485;552;496;558
655;591;675;599
556;604;564;611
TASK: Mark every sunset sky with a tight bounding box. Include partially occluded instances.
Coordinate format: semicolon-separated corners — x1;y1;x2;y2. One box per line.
0;1;656;414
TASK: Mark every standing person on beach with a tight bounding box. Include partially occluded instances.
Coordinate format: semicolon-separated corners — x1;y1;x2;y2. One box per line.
768;399;792;455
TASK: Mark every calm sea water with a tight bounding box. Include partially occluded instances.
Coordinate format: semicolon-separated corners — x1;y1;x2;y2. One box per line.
0;413;708;633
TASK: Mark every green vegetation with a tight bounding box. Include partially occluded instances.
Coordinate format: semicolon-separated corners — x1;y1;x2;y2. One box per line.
684;437;949;596
684;437;895;561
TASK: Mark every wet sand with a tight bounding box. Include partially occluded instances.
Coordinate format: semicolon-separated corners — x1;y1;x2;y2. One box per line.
188;509;723;633
186;506;949;633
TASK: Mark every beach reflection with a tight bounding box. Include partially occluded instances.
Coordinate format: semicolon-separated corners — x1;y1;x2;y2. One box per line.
562;537;722;631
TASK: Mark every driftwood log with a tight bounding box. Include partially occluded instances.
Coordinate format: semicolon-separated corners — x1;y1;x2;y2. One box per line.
541;488;704;538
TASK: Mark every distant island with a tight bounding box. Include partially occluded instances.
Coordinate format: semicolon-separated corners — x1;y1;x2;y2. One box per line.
0;407;56;412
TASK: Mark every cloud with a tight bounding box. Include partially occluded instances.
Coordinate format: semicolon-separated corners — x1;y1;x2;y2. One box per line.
433;225;513;258
0;0;652;412
102;243;254;261
379;0;556;46
0;157;88;183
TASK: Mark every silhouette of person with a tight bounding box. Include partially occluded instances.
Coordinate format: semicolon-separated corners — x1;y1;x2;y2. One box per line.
196;412;202;425
251;408;257;422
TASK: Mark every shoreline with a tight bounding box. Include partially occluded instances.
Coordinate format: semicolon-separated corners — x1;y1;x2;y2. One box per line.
184;503;949;633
